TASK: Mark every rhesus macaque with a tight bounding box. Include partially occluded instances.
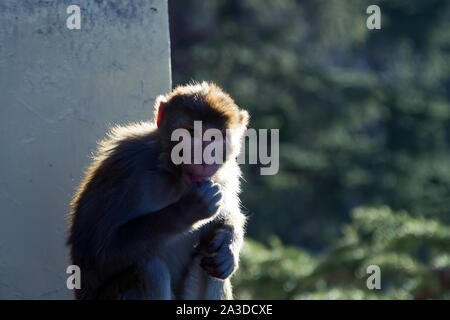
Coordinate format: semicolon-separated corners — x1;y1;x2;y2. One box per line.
67;82;249;300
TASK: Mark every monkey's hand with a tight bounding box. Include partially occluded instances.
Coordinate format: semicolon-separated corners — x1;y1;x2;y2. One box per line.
200;227;238;280
180;181;222;224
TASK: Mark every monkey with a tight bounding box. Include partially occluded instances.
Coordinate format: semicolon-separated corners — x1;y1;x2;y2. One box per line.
67;82;249;300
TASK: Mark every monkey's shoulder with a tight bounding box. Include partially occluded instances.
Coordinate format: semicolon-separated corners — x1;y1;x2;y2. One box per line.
96;121;161;171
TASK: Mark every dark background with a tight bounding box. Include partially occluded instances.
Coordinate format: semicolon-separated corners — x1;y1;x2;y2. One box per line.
169;0;450;299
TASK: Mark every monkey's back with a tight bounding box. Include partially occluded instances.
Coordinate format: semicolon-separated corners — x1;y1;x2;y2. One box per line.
67;121;160;299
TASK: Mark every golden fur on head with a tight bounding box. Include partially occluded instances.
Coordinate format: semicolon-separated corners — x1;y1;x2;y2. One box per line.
154;81;249;132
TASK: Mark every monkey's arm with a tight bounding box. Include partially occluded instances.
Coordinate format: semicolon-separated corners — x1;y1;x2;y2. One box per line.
99;201;186;264
95;183;221;273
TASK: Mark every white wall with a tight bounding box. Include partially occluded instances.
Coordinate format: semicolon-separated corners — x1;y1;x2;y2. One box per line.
0;0;171;299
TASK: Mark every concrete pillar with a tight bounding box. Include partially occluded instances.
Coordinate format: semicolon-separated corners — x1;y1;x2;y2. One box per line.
0;0;171;299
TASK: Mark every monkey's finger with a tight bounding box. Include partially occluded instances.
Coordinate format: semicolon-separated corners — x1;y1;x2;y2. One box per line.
216;247;234;264
201;263;224;279
196;180;216;192
203;250;231;267
214;251;234;271
202;254;223;267
200;260;216;274
204;259;234;280
202;248;234;267
209;192;222;205
207;184;221;197
208;230;232;253
218;261;234;279
197;186;220;203
201;256;217;268
194;181;212;195
207;194;223;213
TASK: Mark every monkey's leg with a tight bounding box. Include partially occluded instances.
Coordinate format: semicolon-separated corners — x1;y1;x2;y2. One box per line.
182;255;205;300
203;277;232;300
140;256;173;300
182;255;232;300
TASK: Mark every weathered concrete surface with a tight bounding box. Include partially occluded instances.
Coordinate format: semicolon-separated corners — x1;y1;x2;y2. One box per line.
0;0;171;299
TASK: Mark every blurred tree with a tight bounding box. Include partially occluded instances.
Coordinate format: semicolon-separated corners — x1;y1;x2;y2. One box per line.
233;207;450;299
169;0;450;249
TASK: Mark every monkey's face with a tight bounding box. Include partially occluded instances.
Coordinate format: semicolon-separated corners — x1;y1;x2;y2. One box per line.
181;125;227;184
155;82;250;184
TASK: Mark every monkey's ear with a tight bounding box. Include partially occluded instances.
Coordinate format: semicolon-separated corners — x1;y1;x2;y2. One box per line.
155;95;167;128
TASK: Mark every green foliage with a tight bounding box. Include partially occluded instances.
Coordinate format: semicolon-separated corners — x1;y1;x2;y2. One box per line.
232;237;317;299
170;0;450;249
169;0;450;298
233;207;450;299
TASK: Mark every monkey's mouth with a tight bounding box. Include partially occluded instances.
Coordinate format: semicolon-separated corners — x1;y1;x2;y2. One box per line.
190;175;211;183
182;171;213;185
184;163;219;184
